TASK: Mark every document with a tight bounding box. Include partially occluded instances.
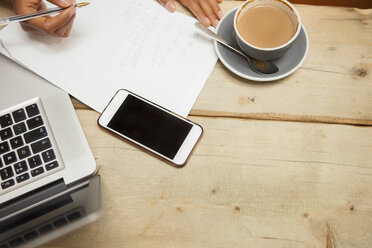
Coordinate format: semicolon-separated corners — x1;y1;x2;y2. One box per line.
0;0;217;117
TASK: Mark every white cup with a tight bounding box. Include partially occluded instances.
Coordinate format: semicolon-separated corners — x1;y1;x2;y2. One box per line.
234;0;302;60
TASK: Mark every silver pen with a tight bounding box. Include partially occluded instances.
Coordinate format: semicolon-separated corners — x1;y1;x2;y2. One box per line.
0;2;90;26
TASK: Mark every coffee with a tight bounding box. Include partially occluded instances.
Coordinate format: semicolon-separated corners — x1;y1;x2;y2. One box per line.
237;5;296;48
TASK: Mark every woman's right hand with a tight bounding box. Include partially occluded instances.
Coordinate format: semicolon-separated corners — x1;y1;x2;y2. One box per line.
12;0;76;37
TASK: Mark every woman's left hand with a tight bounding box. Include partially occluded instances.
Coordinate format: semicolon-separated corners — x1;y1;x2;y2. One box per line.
159;0;223;28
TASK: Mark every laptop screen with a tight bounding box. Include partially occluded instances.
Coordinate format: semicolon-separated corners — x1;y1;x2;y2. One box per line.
0;194;73;234
0;176;101;248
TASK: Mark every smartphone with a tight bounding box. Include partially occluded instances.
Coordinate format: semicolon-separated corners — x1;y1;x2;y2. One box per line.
98;89;203;167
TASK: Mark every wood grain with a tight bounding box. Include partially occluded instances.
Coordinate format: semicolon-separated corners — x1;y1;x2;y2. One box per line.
72;3;372;126
229;0;372;8
1;2;372;125
189;2;372;125
286;0;371;9
44;109;372;248
1;1;372;248
0;0;13;20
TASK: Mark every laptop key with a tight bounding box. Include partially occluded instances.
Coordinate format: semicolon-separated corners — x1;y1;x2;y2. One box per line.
12;109;27;123
46;161;59;171
24;126;48;144
0;141;10;155
67;211;81;221
17;146;31;160
31;137;51;154
0;100;64;193
27;115;44;130
28;155;42;168
3;151;17;165
26;104;40;118
0;114;13;128
24;231;38;241
39;224;53;234
31;167;44;177
16;173;30;183
42;149;56;163
53;217;67;228
13;122;27;136
0;127;13;141
14;161;28;174
1;179;15;189
8;237;24;247
17;145;30;159
10;136;24;149
0;166;14;180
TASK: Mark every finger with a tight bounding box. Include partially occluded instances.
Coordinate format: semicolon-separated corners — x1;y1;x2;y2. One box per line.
208;0;223;20
36;1;47;11
62;22;74;37
158;0;176;12
55;12;75;37
217;0;222;3
199;0;219;27
12;0;42;14
27;6;75;35
47;0;75;8
20;23;44;34
180;0;211;26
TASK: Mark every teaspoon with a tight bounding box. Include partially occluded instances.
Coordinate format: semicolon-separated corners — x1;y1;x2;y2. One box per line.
195;22;279;75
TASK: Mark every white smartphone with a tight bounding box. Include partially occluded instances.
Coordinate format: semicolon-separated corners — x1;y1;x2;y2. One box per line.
98;89;203;167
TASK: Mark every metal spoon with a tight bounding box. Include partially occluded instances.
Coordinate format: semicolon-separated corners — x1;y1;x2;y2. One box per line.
195;22;279;75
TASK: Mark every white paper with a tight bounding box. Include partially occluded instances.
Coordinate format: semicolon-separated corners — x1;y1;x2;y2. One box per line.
0;0;217;117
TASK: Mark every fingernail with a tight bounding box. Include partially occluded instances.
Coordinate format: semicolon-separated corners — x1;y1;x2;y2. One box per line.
59;0;70;7
69;7;76;17
203;17;211;26
217;10;224;19
213;19;219;28
165;2;176;12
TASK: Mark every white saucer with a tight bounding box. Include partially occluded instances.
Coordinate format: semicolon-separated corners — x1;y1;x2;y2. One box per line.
215;7;309;81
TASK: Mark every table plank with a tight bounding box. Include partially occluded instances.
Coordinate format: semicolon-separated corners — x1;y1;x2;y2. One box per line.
1;2;371;125
1;2;372;247
0;0;13;27
58;3;372;126
45;109;372;248
190;2;372;125
290;0;372;8
230;0;372;9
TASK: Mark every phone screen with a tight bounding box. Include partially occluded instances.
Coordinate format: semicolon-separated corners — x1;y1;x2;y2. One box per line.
107;94;193;159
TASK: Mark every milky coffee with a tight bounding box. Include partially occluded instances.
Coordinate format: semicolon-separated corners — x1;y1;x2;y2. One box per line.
237;5;296;48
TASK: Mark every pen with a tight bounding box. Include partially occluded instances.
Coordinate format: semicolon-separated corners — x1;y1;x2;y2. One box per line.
0;2;90;27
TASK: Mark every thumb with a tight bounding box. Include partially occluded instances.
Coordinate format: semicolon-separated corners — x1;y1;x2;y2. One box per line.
158;0;176;12
48;0;75;8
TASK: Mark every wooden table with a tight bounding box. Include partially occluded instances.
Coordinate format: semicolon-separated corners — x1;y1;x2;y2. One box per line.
1;1;372;247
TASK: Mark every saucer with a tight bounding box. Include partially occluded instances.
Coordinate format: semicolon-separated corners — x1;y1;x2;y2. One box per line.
215;7;309;81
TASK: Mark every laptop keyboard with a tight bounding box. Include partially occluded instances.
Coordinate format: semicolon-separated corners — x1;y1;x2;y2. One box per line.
0;207;83;248
0;98;64;194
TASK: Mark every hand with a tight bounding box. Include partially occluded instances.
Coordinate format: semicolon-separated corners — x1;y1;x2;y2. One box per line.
159;0;223;28
12;0;76;37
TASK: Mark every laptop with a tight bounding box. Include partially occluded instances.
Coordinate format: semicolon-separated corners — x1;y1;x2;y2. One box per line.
0;54;101;247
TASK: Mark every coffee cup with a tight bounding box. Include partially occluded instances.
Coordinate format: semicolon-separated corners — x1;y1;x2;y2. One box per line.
234;0;301;60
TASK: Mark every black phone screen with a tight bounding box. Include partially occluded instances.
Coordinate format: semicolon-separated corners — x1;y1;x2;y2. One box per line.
107;94;193;159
